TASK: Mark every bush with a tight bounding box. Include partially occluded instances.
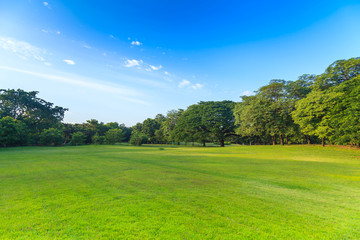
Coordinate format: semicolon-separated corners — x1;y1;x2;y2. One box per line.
92;134;105;145
70;132;86;146
0;116;28;147
104;129;124;144
129;132;148;146
40;128;64;146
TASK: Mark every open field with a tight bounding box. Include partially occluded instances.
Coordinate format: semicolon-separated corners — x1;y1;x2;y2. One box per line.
1;145;360;239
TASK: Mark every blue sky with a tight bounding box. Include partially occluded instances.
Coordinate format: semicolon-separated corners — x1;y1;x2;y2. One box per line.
1;0;360;126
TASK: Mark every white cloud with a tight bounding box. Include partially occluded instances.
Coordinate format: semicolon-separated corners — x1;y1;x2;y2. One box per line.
242;90;252;96
149;65;162;71
131;41;142;46
82;43;91;49
124;59;142;68
43;2;50;8
0;65;148;105
56;30;61;35
0;37;46;62
109;35;115;39
178;79;190;88
44;62;52;66
191;83;203;90
63;59;75;65
164;71;170;75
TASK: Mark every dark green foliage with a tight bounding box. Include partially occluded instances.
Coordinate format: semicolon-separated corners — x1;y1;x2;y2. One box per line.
175;101;236;147
104;129;125;144
0;89;67;143
92;134;106;145
69;132;86;146
39;128;64;146
0;116;27;147
129;132;148;146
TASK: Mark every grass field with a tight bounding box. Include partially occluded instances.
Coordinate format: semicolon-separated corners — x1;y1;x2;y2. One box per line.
1;144;360;239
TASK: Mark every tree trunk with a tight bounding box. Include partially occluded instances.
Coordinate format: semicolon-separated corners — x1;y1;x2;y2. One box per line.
177;142;180;145
322;137;325;147
220;139;225;147
279;134;284;146
286;136;288;145
202;141;206;147
272;135;276;145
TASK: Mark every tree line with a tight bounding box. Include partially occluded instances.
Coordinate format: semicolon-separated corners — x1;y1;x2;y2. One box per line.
1;57;359;147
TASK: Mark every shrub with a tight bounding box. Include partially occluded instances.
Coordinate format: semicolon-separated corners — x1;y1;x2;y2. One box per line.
129;132;148;146
40;128;64;146
104;129;125;144
70;132;86;146
92;134;105;144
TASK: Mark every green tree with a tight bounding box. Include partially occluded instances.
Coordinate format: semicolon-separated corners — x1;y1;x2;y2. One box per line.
92;134;105;144
0;89;67;143
0;116;27;147
129;132;148;146
176;101;236;147
104;129;124;144
40;128;64;146
70;132;86;146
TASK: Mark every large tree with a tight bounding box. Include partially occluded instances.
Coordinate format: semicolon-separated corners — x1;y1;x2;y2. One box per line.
0;89;67;143
176;101;236;147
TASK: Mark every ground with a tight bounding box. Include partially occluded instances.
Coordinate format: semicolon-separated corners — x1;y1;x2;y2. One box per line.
0;144;359;239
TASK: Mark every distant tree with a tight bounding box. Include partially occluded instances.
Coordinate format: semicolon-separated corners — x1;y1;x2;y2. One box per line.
129;132;148;146
70;132;86;146
104;129;124;144
0;116;27;147
141;118;161;143
92;134;105;145
161;109;184;144
0;89;67;143
176;101;236;147
40;128;64;146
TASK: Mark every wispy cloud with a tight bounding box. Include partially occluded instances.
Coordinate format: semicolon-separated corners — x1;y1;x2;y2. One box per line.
124;59;143;68
0;37;46;62
149;65;162;71
242;90;253;96
0;65;148;105
109;35;116;39
82;43;91;49
63;59;75;65
191;83;203;90
178;79;190;88
131;41;142;46
43;2;50;8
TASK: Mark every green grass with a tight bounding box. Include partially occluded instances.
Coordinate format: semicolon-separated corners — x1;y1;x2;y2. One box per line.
1;144;360;239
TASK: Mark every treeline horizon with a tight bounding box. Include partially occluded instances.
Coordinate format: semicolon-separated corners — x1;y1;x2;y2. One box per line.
1;57;360;147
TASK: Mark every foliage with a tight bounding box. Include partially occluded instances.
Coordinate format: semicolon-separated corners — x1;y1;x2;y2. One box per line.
104;129;124;144
92;134;106;145
0;116;27;147
0;89;67;142
69;132;86;146
129;132;148;146
39;128;64;146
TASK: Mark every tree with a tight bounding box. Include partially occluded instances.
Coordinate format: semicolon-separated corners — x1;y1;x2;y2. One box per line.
104;129;124;144
161;109;184;144
0;117;27;147
40;128;64;146
176;101;236;147
70;132;86;146
0;89;67;143
92;134;105;144
129;132;148;146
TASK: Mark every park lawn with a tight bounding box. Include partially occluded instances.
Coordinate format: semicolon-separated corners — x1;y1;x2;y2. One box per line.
0;144;360;239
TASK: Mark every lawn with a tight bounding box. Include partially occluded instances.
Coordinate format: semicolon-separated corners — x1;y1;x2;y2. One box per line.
0;144;360;239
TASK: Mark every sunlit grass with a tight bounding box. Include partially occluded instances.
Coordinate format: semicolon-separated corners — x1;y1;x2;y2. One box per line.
0;144;360;239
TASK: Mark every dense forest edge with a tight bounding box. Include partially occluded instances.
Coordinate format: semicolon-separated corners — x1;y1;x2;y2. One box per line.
1;57;360;148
